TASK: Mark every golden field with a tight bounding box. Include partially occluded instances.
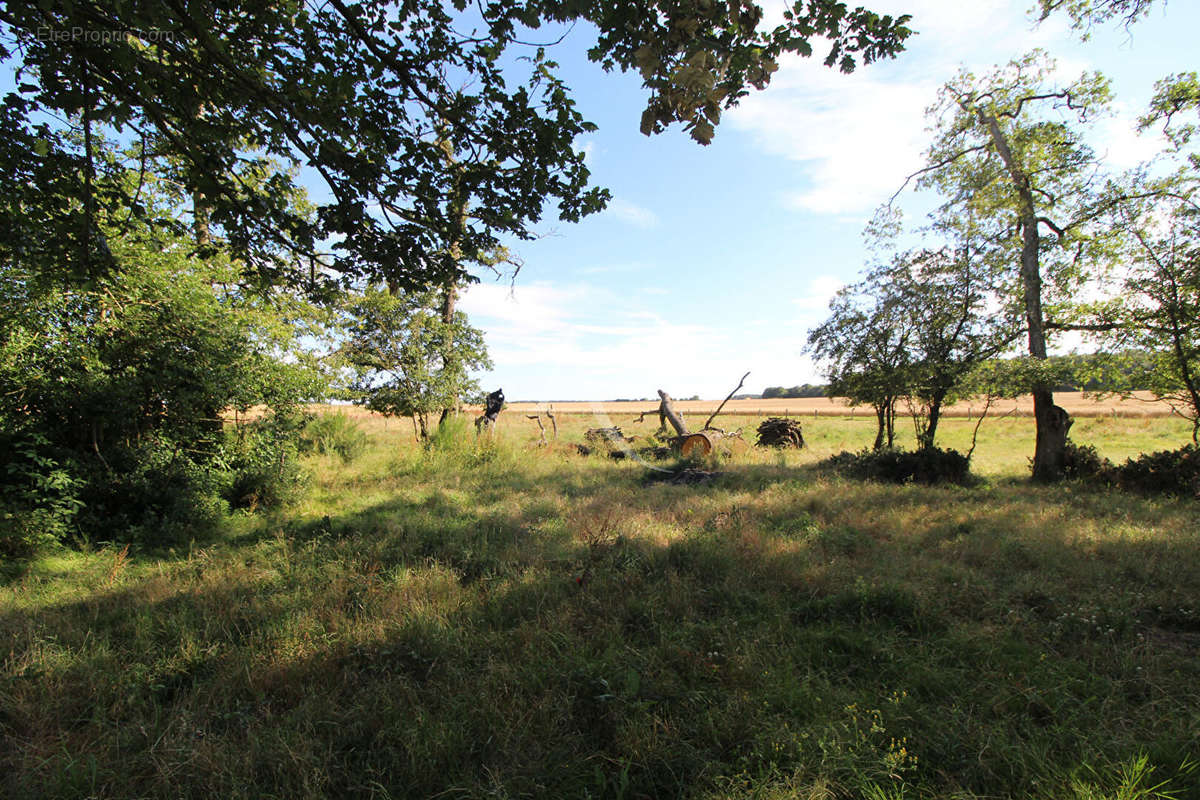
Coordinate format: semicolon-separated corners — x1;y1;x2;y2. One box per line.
487;390;1177;418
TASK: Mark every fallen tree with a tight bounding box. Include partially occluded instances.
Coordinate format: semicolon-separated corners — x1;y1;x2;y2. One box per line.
632;373;749;457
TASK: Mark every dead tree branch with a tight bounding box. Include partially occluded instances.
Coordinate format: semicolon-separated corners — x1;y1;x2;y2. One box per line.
703;371;750;431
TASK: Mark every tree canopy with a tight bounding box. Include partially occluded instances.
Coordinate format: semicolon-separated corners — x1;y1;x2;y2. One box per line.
0;0;913;294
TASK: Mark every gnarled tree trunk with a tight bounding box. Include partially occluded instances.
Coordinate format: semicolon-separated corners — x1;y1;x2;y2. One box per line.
983;108;1070;481
656;389;688;437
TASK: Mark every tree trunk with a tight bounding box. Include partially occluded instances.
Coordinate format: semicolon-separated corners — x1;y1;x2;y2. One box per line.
983;109;1069;480
886;398;896;448
873;405;886;450
657;390;689;436
920;395;945;450
1020;213;1071;480
437;280;457;426
1032;388;1073;482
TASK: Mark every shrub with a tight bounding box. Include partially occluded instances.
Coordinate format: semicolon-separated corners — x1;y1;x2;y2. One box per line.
1112;445;1200;498
0;431;82;558
1061;440;1112;480
301;411;368;462
825;447;973;486
221;412;307;511
72;433;230;546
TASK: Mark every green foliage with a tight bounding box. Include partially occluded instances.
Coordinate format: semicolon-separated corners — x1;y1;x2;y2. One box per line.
0;432;83;558
1061;440;1112;480
85;433;231;545
300;412;369;463
807;283;911;449
0;0;911;293
1112;445;1200;497
971;356;1087;399
808;240;1015;450
0;145;328;552
1096;190;1200;442
1140;71;1200;155
762;384;827;399
1037;0;1159;35
344;287;491;439
824;447;974;486
221;413;309;512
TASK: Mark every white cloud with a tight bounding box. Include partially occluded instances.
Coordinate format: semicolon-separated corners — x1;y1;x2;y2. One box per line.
792;274;845;313
605;198;660;228
728;0;1091;215
579;139;597;165
1094;105;1170;169
460;280;823;397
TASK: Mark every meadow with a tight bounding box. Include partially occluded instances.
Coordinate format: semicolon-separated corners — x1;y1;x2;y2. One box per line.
2;407;1199;799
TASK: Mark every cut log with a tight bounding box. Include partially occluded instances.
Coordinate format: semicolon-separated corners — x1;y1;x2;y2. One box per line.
756;417;805;449
680;430;725;458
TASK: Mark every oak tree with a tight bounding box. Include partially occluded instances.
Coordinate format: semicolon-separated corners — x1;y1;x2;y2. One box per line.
896;50;1115;480
343;287;491;441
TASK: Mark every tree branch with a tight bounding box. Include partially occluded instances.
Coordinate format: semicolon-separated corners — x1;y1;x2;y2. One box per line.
703;371;750;431
890;144;990;201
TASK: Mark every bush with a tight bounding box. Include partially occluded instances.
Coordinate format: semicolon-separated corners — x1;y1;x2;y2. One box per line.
301;411;368;462
0;431;83;558
1112;445;1200;498
1061;440;1113;480
825;447;974;486
221;412;307;511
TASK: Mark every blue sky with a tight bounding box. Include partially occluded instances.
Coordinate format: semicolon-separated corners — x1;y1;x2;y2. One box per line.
454;0;1199;400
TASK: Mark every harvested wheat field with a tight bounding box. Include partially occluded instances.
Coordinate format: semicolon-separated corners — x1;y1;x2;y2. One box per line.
496;390;1177;418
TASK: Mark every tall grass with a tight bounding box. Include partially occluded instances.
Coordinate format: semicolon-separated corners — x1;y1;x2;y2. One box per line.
300;411;369;463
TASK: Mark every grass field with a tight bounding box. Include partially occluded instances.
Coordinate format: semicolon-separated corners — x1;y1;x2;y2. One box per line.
2;410;1199;799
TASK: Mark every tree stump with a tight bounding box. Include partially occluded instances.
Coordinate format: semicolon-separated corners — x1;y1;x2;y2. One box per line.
475;388;504;433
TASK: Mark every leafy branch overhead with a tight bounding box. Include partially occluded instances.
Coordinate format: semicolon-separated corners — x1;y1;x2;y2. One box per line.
0;0;912;292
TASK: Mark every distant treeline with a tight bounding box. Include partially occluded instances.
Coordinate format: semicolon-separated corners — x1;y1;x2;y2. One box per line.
766;353;1150;400
761;384;830;399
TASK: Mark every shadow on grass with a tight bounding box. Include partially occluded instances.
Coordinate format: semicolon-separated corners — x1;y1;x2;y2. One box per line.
3;461;1200;799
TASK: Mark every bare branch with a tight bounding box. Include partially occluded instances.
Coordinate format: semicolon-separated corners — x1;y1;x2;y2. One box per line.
704;371;750;431
890;144;990;202
1037;216;1066;238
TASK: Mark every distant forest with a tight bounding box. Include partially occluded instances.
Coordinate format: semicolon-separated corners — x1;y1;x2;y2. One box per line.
764;352;1152;400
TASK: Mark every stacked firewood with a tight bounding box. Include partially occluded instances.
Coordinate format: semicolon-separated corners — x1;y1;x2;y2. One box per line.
756;417;805;448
